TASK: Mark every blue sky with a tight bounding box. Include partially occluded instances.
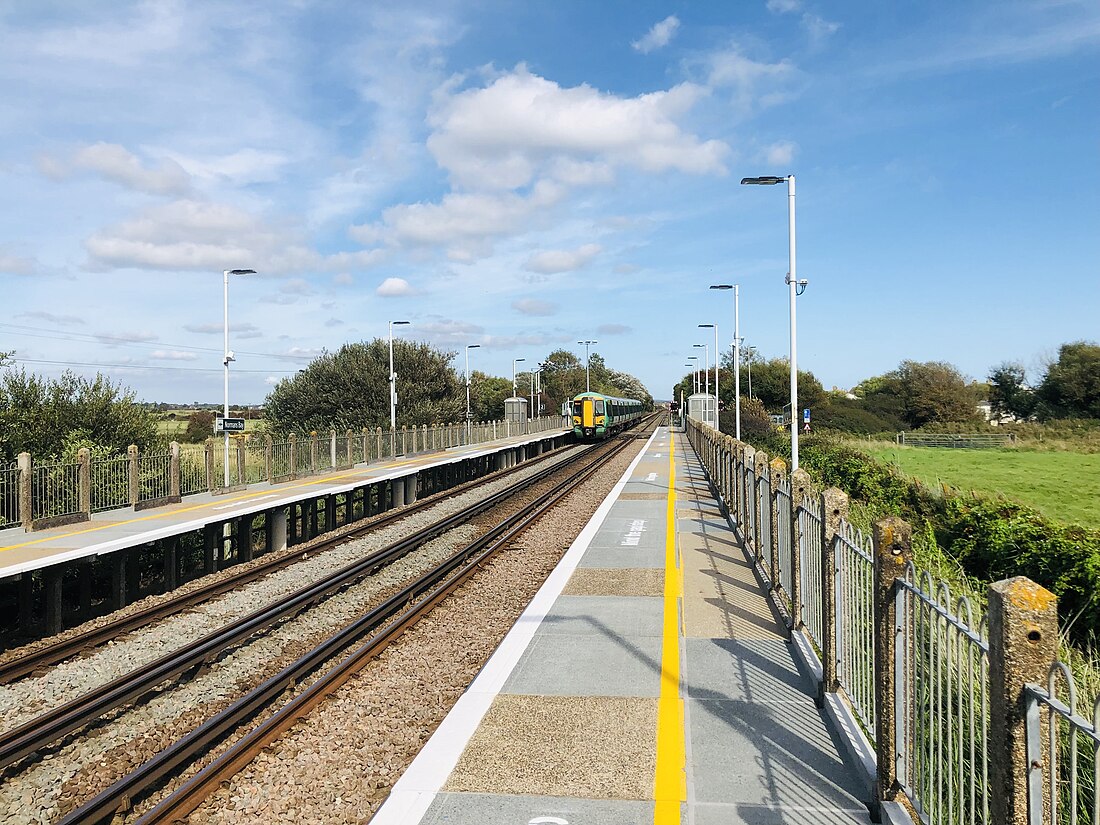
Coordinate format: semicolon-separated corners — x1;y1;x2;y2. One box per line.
1;0;1097;404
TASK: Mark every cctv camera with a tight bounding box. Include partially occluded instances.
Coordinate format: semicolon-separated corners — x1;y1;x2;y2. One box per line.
798;279;808;286
224;351;236;364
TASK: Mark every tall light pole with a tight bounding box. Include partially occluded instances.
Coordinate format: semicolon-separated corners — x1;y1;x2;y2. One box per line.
687;355;699;394
742;173;805;470
389;320;410;455
465;343;480;439
692;343;709;398
710;284;740;440
512;357;525;397
222;268;254;487
529;368;540;420
577;340;597;392
699;323;718;429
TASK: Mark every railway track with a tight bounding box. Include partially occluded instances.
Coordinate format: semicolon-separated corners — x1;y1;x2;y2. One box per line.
2;417;656;824
0;438;573;686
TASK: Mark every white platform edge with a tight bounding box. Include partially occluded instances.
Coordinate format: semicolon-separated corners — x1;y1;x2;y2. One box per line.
370;427;663;825
0;430;569;580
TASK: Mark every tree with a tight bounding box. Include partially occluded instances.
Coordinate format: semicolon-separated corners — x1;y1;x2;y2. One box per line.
469;371;513;420
878;360;979;428
988;362;1035;420
185;410;215;442
742;357;826;416
1034;341;1100;419
0;369;158;461
264;340;463;435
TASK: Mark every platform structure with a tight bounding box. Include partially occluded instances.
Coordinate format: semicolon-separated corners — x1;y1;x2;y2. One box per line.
0;427;570;639
377;426;873;825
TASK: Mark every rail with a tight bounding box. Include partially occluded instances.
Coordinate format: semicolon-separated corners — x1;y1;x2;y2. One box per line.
897;432;1015;448
685;417;1076;824
0;416;571;533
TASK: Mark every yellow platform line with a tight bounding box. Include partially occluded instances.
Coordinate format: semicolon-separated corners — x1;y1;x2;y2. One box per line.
0;453;430;554
653;438;685;822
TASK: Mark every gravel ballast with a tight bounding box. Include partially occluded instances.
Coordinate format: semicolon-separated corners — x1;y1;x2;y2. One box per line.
178;433;647;825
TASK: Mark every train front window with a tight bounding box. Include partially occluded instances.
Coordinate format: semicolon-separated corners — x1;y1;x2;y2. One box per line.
595;400;605;414
572;401;583;416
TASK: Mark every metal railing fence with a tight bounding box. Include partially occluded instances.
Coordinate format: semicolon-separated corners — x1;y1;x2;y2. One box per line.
897;566;990;824
1025;664;1100;825
835;522;877;736
0;463;18;526
684;417;1002;824
1;416;568;532
31;460;82;521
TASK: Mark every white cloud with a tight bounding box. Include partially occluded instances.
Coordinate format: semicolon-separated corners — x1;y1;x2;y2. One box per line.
802;13;840;42
414;318;486;346
150;349;199;361
41;142;192;195
597;323;632;335
766;0;800;13
0;252;43;276
512;298;558;316
333;272;354;285
427;67;728;190
95;330;158;345
16;311;85;326
280;278;313;296
702;45;799;111
524;243;601;275
763;140;797;165
376;276;416;297
160;148;289;186
325;317;344;327
632;16;680;54
265;375;281;386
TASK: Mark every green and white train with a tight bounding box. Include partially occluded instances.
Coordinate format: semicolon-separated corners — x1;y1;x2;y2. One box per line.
570;392;645;440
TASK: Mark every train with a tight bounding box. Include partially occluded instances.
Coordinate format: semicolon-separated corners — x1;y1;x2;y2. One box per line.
570;392;645;440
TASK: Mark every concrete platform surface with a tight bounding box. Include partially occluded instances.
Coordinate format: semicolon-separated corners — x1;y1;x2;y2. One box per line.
373;427;875;825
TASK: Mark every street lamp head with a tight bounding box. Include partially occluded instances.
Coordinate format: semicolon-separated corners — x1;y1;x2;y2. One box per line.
515;357;525;363
740;176;787;185
693;343;704;348
225;269;256;276
391;320;410;326
710;284;733;291
698;323;715;329
466;343;481;350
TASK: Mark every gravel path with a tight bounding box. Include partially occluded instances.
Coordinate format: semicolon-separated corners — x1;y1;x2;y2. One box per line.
0;444;594;825
172;434;645;825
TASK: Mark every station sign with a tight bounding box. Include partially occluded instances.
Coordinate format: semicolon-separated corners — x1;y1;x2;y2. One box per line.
216;417;246;433
803;408;811;422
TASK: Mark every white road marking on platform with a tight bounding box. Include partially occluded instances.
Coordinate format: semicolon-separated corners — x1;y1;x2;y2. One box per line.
621;518;647;546
646;472;658;481
529;818;569;825
212;495;276;510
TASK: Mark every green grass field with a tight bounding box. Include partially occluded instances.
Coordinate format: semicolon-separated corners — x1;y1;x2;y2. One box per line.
864;444;1100;528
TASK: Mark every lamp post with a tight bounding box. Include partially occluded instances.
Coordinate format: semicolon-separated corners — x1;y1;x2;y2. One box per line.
465;344;480;439
222;268;255;488
699;323;718;429
742;173;805;470
389;320;410;455
512;357;525;397
577;340;597;392
687;355;699;394
529;368;540;420
710;284;740;440
692;343;709;397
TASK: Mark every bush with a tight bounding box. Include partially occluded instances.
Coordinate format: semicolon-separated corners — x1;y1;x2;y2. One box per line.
185;411;215;442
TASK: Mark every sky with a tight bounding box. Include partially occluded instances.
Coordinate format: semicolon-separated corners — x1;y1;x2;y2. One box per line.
1;0;1097;404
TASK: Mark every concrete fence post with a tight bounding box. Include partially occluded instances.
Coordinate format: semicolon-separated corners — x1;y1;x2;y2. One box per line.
127;444;139;506
871;516;912;813
820;487;849;702
375;427;383;459
421;424;428;452
789;467;812;631
310;432;319;474
769;457;786;591
289;433;297;479
346;429;354;467
753;451;769;562
78;447;92;516
988;576;1059;825
329;429;337;469
236;437;246;486
168;441;180;499
361;427;369;463
204;438;215;492
264;435;274;483
17;452;32;529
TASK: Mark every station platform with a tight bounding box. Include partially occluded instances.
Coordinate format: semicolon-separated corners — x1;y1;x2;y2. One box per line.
0;428;569;581
375;426;873;825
